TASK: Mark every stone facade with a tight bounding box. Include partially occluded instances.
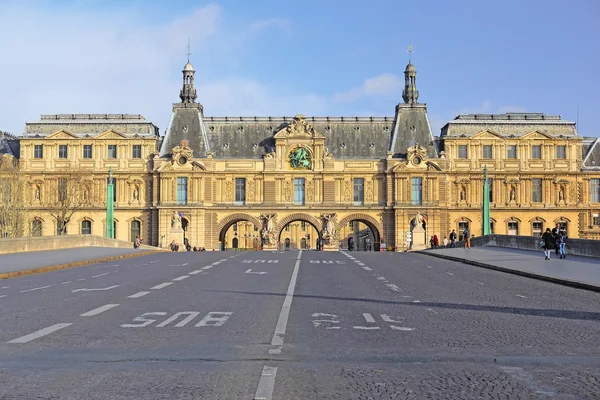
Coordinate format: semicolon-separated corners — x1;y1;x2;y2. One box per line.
6;59;600;250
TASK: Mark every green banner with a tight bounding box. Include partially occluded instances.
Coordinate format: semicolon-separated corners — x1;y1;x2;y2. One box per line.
482;165;491;235
106;167;115;239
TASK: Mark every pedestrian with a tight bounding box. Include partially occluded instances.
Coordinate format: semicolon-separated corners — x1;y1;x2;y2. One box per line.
558;232;567;259
449;230;457;248
443;236;448;248
430;236;435;249
133;235;139;249
551;224;560;255
433;235;439;248
463;227;471;249
541;228;554;260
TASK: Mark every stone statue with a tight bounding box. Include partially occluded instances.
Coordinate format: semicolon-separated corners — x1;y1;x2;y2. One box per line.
171;211;182;230
460;187;466;201
133;187;139;201
321;213;338;244
34;186;41;201
558;187;564;201
411;212;424;230
260;213;277;245
324;147;334;160
509;187;516;201
263;150;276;159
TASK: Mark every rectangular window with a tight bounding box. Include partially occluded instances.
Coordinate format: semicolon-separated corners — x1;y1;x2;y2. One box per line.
132;145;142;159
58;177;67;202
83;145;93;159
349;221;354;229
507;145;517;159
177;177;188;205
294;178;305;205
591;179;600;203
301;221;306;231
235;178;246;205
458;145;468;159
58;145;68;159
556;145;566;159
531;178;542;203
353;178;364;205
34;145;43;159
411;177;422;205
482;145;492;159
532;222;543;236
108;145;117;159
593;214;600;226
531;145;542;159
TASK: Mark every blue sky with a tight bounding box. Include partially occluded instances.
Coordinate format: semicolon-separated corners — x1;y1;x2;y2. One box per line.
0;0;598;136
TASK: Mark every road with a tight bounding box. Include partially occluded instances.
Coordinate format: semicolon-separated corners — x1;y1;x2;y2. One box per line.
0;250;599;399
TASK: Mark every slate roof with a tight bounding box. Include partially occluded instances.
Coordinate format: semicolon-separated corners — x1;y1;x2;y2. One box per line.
583;137;600;169
441;113;577;137
0;131;19;157
24;114;159;138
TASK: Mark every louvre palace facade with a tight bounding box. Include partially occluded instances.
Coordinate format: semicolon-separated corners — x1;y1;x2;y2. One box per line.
3;58;600;251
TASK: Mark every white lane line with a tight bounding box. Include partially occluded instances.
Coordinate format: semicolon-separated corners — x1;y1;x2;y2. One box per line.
427;266;432;269
212;262;221;265
150;282;173;290
516;294;528;298
7;323;72;344
362;266;372;271
476;281;485;286
149;260;158;264
390;326;415;331
189;270;203;275
1;286;10;289
219;259;228;262
72;285;119;293
386;284;401;292
128;291;150;299
92;272;109;278
362;313;376;323
271;250;302;347
447;272;454;276
201;266;213;270
20;285;51;293
353;326;380;330
0;295;6;298
377;277;387;280
254;366;278;400
80;304;119;317
357;262;365;266
412;300;421;303
61;281;73;285
172;275;189;281
76;278;85;281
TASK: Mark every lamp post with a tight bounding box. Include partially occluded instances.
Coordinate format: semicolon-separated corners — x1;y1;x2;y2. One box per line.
106;167;115;239
482;165;491;235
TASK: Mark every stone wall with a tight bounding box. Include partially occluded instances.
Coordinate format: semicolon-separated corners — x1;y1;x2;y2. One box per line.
0;235;160;255
465;234;600;258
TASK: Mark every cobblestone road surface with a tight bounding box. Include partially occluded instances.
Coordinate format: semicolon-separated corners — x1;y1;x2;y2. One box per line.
0;250;598;399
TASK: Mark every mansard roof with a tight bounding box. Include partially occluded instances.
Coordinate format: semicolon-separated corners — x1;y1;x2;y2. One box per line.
24;114;159;138
441;113;577;138
0;131;19;157
583;137;600;170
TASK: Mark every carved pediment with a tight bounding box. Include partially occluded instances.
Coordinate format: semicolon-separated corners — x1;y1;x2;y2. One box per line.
520;130;554;140
274;114;324;139
504;178;520;184
95;130;127;139
47;130;79;139
471;130;504;140
455;178;471;184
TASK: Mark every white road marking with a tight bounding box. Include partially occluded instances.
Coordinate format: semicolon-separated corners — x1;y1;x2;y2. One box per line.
76;278;85;281
202;265;213;270
1;286;9;289
390;326;415;331
121;312;167;328
362;266;372;271
194;311;232;327
427;266;432;269
7;323;72;344
80;304;119;317
20;285;51;293
245;269;267;275
61;281;73;285
357;262;365;266
0;295;6;298
362;313;376;323
271;251;302;347
128;291;150;298
149;260;158;264
212;262;221;265
172;275;189;281
219;259;228;262
156;311;200;327
476;281;485;285
311;313;340;328
353;326;380;330
385;284;401;292
254;366;278;400
516;294;528;298
92;272;109;278
72;285;119;293
150;282;173;290
447;272;454;276
268;347;282;354
412;300;421;303
377;277;387;280
381;314;404;323
189;270;203;275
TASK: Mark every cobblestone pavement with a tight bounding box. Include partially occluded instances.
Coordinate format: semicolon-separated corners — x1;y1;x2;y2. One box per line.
0;250;599;399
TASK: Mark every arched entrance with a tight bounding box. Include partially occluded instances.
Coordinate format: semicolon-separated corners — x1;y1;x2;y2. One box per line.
275;214;322;251
300;238;307;249
337;214;382;252
217;213;262;251
284;238;291;250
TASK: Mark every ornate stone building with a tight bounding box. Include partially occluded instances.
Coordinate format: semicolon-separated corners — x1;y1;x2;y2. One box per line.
6;58;600;249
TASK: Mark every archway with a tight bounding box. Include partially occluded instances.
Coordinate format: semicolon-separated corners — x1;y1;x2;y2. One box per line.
276;215;322;251
217;213;262;251
336;214;382;251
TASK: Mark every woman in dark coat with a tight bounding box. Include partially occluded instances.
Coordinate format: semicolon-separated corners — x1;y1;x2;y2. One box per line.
541;228;554;260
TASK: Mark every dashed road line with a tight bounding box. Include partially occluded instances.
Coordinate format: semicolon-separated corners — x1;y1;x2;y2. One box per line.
92;272;110;278
128;291;150;298
447;272;454;276
362;313;376;323
202;266;213;270
7;323;73;344
172;275;190;281
20;285;51;293
80;304;119;317
254;366;278;400
516;294;528;298
61;281;73;285
76;278;85;281
353;326;380;330
390;326;415;331
0;295;6;298
476;281;485;285
189;270;203;275
150;282;173;290
362;266;372;271
72;285;119;293
271;251;302;348
377;276;387;280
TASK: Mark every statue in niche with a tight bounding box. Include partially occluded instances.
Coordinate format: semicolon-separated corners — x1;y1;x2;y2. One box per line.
509;186;516;202
133;187;140;201
459;187;466;202
558;187;565;202
34;185;41;201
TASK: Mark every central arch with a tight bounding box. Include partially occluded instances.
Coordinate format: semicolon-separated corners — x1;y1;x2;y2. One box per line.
217;213;262;251
275;213;323;251
336;213;382;251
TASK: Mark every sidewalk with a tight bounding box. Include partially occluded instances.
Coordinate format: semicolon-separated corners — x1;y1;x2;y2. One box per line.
418;247;600;291
0;247;157;277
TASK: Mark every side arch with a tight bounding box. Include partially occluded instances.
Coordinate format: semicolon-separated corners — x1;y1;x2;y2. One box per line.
217;213;262;235
336;213;383;239
275;213;322;233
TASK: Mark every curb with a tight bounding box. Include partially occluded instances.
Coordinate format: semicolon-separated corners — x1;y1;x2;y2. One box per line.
416;250;600;293
0;250;168;280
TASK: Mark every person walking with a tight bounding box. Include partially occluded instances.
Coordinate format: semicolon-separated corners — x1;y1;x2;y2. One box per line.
558;231;567;259
551;224;560;255
463;227;471;249
449;230;457;248
443;236;448;248
541;228;554;260
433;235;439;248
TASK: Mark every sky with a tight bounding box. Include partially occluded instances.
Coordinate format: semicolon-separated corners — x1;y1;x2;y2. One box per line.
0;0;598;137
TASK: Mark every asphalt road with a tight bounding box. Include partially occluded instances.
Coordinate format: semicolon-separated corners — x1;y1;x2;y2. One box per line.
0;250;599;399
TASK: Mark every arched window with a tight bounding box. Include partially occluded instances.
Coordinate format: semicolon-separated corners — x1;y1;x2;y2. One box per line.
81;220;92;235
507;221;518;235
31;219;42;236
130;220;141;242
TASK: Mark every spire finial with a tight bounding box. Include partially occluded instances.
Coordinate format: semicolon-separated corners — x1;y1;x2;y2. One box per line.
408;42;414;62
186;38;192;62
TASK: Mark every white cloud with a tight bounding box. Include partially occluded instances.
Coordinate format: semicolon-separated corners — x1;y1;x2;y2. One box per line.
333;73;401;102
249;18;293;34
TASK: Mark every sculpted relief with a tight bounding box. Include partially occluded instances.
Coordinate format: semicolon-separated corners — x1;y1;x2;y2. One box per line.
260;213;277;245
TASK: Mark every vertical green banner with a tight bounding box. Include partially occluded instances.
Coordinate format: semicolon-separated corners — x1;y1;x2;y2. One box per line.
482;165;491;235
106;167;115;239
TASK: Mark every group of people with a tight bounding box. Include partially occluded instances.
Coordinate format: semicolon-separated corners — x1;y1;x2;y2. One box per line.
430;228;471;249
541;224;567;260
168;240;207;252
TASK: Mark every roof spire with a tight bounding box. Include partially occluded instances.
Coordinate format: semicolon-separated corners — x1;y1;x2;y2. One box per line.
186;38;192;62
402;44;419;104
180;40;197;103
408;42;414;63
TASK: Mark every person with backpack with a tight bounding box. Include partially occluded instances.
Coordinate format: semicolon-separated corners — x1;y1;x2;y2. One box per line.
558;232;567;259
449;230;457;248
541;228;555;260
